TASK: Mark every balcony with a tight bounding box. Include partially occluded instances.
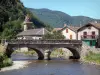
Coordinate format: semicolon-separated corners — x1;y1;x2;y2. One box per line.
81;35;98;40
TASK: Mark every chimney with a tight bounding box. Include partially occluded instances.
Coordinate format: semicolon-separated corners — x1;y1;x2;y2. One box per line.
94;21;97;23
23;24;28;31
80;21;82;27
64;23;67;27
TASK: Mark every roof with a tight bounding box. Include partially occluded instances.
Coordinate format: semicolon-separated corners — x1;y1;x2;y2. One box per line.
53;28;62;31
60;25;80;32
77;23;100;31
17;28;49;36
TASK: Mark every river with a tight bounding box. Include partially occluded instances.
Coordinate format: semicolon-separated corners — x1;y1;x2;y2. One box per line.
0;53;100;75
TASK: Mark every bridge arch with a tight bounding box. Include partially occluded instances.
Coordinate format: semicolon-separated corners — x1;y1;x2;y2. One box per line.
66;47;80;59
49;47;80;60
5;45;44;60
28;48;44;60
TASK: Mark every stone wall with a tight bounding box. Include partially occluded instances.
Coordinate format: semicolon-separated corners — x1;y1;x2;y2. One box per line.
81;42;100;59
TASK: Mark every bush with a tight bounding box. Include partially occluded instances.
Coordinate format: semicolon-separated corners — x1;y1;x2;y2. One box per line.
3;58;13;67
0;53;13;68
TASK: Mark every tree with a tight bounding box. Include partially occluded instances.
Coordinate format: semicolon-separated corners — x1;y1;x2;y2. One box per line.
1;20;22;39
42;31;65;39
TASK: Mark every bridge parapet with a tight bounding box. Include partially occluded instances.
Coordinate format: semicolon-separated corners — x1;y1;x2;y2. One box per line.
1;39;82;45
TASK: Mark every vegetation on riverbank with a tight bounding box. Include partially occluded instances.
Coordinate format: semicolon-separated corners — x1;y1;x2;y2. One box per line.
13;50;36;56
50;48;72;59
51;49;64;57
0;44;13;68
84;51;100;64
0;53;13;68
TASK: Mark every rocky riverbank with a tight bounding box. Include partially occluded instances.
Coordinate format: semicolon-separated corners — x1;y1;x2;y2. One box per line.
80;51;100;66
0;61;31;72
81;59;100;66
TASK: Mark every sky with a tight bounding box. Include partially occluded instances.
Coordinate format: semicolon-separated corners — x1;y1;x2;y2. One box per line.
21;0;100;19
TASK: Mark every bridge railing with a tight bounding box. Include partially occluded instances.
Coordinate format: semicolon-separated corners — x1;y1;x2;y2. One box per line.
1;39;82;45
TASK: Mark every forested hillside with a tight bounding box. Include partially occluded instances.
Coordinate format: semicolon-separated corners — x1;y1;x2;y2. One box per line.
29;8;100;27
0;0;51;39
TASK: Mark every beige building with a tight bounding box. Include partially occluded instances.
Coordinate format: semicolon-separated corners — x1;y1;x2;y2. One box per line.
60;24;79;40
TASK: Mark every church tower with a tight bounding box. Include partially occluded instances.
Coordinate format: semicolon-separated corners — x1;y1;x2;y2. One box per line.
23;14;33;31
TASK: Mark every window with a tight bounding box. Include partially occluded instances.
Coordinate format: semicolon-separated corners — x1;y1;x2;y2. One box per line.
92;31;95;35
83;32;87;35
83;32;87;38
92;31;95;39
66;29;68;33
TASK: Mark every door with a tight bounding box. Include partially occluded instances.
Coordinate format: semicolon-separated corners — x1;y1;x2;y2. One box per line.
70;35;72;39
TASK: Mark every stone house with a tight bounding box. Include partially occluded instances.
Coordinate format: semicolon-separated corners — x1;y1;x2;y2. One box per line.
17;28;49;40
17;15;49;40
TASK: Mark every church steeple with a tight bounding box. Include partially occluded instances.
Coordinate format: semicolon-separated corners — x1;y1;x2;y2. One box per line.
23;14;33;31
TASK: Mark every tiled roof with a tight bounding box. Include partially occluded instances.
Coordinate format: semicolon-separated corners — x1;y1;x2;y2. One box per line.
60;25;80;32
53;28;62;31
90;23;100;29
77;23;100;31
17;28;49;36
67;26;80;32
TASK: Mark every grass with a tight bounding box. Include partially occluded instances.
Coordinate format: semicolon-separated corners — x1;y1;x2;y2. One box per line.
85;51;100;64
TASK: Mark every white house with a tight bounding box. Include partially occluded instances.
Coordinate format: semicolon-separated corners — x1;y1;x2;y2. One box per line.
77;23;100;47
60;24;79;40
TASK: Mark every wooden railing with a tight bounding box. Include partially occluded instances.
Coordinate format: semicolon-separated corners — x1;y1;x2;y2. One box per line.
1;39;82;45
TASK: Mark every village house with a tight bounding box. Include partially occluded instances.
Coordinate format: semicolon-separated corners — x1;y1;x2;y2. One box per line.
17;15;49;40
77;23;100;47
60;24;79;40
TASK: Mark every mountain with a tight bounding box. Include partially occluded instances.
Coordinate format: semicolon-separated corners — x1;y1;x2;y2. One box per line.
29;8;100;27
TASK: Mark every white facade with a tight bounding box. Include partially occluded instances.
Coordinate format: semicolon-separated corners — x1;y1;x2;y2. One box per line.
17;36;42;40
78;26;99;40
62;28;77;40
32;36;42;40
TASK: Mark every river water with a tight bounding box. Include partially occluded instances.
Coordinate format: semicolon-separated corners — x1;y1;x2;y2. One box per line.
0;53;100;75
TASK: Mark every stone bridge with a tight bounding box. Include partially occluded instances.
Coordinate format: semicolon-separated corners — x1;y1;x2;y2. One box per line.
1;40;82;60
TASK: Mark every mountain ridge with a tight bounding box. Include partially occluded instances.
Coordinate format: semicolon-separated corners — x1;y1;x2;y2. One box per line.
29;8;100;27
